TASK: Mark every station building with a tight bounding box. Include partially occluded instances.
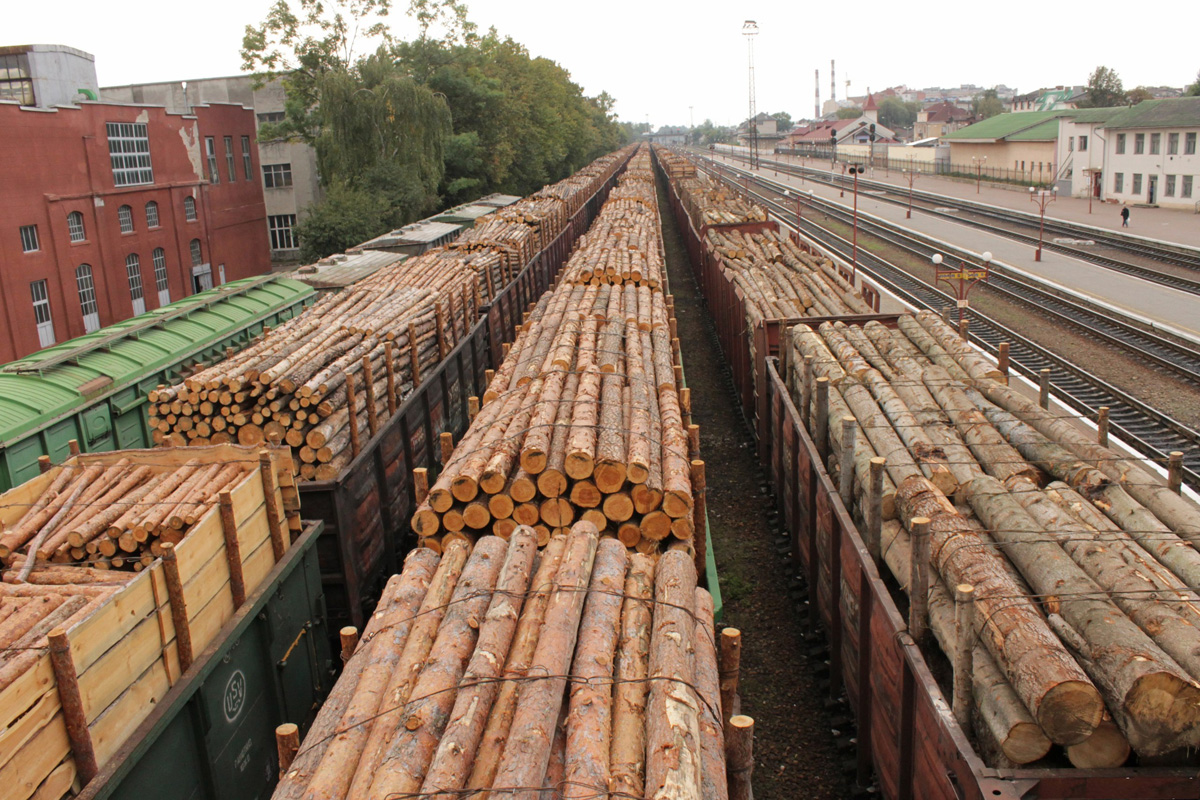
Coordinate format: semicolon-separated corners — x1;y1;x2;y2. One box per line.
0;45;269;361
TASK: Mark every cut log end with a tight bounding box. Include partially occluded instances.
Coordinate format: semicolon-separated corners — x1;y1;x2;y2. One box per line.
1037;680;1104;746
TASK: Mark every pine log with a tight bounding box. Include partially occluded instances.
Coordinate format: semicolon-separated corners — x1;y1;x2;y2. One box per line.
610;553;655;798
695;589;728;800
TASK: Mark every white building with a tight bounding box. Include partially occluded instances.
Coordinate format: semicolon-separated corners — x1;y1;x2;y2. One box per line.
1055;108;1118;199
1101;98;1200;209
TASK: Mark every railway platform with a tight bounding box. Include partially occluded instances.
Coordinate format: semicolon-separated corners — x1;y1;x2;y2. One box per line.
708;153;1200;340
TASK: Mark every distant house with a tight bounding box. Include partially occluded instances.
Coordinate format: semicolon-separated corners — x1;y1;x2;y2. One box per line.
1011;86;1084;113
647;126;688;146
1099;97;1200;209
737;112;786;148
943;111;1065;184
913;102;974;140
776;101;898;153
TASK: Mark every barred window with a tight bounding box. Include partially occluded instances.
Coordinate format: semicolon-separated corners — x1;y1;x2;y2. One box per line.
126;253;145;306
67;211;86;242
184;196;197;222
224;136;236;182
190;238;203;267
0;54;34;105
117;204;134;233
1182;176;1194;198
262;163;293;189
76;264;100;332
20;225;39;253
106;122;153;186
145;201;160;228
268;214;297;250
31;281;52;325
153;248;169;290
205;137;219;184
1166;175;1176;197
1114;173;1124;193
241;136;252;180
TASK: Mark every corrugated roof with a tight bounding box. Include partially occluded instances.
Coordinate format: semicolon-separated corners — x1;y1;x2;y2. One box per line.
944;111;1063;141
1104;97;1200;129
0;276;313;445
358;221;462;248
1008;119;1062;141
1064;107;1125;123
293;250;406;289
433;204;497;222
476;194;522;207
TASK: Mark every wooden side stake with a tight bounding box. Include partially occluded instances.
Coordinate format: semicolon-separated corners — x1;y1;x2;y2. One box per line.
485;369;495;387
839;416;856;508
866;457;885;566
259;450;286;561
958;318;968;339
362;356;378;439
673;363;684;387
218;491;246;607
447;293;460;347
680;387;692;430
276;723;300;777
345;370;361;459
801;354;814;429
1168;452;1183;495
952;583;975;729
688;423;701;461
68;439;81;456
339;625;359;663
440;432;454;466
409;323;422;387
414;467;429;505
1038;369;1051;409
384;341;398;415
691;460;707;579
727;715;755;800
1097;406;1110;447
997;342;1010;377
49;628;99;785
909;517;931;643
38;455;51;474
435;301;449;359
162;542;193;673
814;377;830;462
468;396;480;422
719;627;742;727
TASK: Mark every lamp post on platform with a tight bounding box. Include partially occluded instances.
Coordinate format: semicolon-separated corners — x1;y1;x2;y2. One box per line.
972;155;987;193
904;169;918;219
932;251;993;335
1029;186;1057;261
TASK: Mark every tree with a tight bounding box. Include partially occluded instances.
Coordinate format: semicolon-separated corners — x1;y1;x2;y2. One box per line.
878;98;920;129
294;183;392;261
1186;70;1200;97
836;106;863;119
972;89;1004;119
1126;86;1154;105
770;111;793;132
1080;65;1125;108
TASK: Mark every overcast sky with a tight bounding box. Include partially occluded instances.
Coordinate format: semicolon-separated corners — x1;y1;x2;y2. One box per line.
9;0;1197;126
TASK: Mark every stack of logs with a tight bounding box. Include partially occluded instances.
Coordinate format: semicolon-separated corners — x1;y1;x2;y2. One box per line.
0;456;253;572
412;150;701;559
273;523;754;800
656;147;698;180
675;170;767;227
789;309;1200;767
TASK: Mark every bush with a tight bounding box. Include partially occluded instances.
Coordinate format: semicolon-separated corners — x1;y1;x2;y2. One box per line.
294;183;393;262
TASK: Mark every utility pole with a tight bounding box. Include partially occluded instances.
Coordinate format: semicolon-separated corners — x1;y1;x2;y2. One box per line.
743;20;760;169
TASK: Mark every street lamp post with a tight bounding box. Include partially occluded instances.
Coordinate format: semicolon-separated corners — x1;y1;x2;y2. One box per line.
904;169;918;219
1029;186;1057;261
972;155;987;193
932;251;993;334
848;165;865;281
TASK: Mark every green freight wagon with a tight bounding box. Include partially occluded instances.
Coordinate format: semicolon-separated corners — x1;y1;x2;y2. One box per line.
0;275;314;490
430;202;500;229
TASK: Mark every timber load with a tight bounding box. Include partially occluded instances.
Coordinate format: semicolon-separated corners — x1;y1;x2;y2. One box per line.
656;147;698;179
675;169;767;227
786;309;1200;766
274;523;750;800
0;444;299;800
411;151;698;556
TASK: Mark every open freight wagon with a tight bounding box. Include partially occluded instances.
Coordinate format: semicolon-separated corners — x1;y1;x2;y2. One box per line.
295;149;634;633
653;146;1200;799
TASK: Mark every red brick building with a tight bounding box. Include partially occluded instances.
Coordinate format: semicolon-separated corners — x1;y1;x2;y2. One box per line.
0;100;270;361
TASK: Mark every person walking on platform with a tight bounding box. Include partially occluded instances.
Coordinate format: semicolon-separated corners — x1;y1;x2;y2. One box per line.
1121;206;1130;227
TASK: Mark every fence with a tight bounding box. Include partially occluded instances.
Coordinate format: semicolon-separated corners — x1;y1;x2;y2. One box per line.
770;147;1056;187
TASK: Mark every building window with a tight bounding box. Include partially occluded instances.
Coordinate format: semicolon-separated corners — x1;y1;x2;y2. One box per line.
1068;137;1074;152
262;163;293;189
153;247;171;306
1166;175;1176;197
190;238;203;267
1150;133;1161;155
117;204;134;233
205;137;219;184
256;111;285;125
145;201;160;228
1168;133;1179;155
76;264;100;333
106;122;153;186
224;135;236;182
1114;173;1124;193
268;214;298;250
1133;174;1143;195
184;196;197;221
1079;135;1087;152
1116;133;1126;154
20;224;39;253
126;254;145;315
67;211;86;242
1187;133;1197;155
1183;176;1194;198
241;136;252;180
31;280;55;347
0;53;34;105
1134;133;1145;154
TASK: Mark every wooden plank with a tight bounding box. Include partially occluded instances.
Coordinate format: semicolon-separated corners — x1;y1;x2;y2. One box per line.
28;760;74;800
0;691;59;771
0;657;54;733
0;708;70;800
88;659;171;765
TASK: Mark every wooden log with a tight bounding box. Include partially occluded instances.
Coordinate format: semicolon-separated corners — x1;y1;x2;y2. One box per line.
49;628;99;786
609;553;655;799
695;589;729;800
161;542;193;672
726;715;755;800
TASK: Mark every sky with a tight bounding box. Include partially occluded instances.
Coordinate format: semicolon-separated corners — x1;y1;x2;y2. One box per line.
8;0;1198;127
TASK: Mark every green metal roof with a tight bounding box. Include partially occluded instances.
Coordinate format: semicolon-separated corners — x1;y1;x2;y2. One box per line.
1063;107;1126;123
1008;119;1063;141
944;111;1063;141
0;276;314;446
1103;97;1200;129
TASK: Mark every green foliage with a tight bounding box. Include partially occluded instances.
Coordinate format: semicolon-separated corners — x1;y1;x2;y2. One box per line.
1186;70;1200;97
1080;65;1125;108
1126;86;1154;105
294;183;392;261
690;119;734;145
836;106;863;120
877;98;920;129
972;89;1004;119
770;111;793;132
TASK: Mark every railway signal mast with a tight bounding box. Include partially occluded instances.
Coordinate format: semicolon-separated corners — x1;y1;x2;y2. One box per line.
1030;186;1057;261
743;20;760;169
932;251;993;336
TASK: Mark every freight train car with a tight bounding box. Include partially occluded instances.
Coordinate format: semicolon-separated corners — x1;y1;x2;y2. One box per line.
0;276;314;491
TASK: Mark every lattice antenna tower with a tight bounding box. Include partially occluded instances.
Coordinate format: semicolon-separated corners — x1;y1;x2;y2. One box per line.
743;20;760;169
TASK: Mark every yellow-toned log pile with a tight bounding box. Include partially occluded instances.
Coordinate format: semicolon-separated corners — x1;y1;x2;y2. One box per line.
274;524;744;800
676;169;767;227
411;152;696;555
788;309;1200;767
706;227;872;323
656;146;697;180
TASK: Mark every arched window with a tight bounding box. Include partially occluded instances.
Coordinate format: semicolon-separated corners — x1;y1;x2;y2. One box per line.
117;204;134;233
67;211;86;242
75;264;100;332
126;254;145;315
145;201;160;228
152;248;170;305
190;239;203;267
184;196;197;222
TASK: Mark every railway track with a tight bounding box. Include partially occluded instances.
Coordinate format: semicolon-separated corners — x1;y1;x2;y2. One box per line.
690;156;1200;489
700;148;1200;294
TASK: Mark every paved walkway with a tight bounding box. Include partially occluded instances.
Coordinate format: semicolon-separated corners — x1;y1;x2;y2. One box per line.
707;153;1200;339
739;151;1200;249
